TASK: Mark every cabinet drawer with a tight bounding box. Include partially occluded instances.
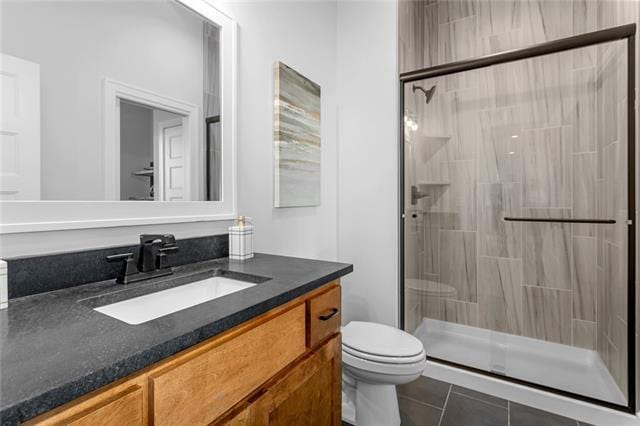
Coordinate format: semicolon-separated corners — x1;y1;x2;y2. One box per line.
306;284;341;348
64;385;143;426
149;304;306;425
27;384;144;426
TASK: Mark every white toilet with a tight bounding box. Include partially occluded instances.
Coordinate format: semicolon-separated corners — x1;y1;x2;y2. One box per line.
341;321;426;426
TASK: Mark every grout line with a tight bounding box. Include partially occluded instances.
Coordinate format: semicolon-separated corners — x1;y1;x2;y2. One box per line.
449;390;509;410
508;400;511;426
397;394;446;411
437;384;452;426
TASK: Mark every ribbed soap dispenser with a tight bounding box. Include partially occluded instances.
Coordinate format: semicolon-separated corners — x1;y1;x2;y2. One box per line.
229;215;254;261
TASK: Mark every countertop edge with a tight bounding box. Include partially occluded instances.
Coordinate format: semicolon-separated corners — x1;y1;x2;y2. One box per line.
1;263;353;424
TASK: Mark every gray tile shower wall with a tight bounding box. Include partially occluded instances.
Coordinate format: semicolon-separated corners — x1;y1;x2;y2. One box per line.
399;0;639;402
5;234;229;299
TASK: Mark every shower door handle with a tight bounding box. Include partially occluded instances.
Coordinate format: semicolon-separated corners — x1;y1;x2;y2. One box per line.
503;217;616;224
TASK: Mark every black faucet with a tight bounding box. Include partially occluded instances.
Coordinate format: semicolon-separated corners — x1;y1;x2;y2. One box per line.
106;234;179;284
138;234;178;272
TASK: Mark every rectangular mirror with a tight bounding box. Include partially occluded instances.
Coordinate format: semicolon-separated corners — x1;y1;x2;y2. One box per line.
1;0;226;202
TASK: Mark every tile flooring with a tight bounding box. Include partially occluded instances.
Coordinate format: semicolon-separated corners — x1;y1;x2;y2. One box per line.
344;376;594;426
397;376;593;426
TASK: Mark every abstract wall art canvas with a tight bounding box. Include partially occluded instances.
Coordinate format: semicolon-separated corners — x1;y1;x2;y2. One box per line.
273;61;321;207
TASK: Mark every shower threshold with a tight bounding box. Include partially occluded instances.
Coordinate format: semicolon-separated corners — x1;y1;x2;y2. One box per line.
414;318;626;406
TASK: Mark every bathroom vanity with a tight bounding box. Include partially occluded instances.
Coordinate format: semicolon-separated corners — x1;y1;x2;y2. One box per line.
0;253;352;425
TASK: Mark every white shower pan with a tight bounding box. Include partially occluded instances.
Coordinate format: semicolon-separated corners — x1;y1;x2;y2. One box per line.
414;318;626;406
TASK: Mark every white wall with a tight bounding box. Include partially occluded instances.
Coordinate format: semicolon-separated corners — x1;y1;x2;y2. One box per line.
223;0;339;261
1;1;203;200
336;1;399;327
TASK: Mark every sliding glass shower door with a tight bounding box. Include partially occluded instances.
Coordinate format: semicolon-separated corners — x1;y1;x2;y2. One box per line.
401;33;634;409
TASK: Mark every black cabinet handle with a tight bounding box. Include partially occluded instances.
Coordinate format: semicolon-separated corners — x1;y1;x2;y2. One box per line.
319;308;339;321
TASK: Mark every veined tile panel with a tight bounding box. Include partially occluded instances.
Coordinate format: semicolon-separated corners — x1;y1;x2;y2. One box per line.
522;286;572;345
439;230;477;302
441;299;479;327
438;16;480;64
522;209;573;290
450;88;480;161
516;53;573;129
604;241;627;325
572;236;597;321
477;108;521;183
437;90;478;161
572;68;596;153
440;160;476;231
610;316;629;396
422;212;440;275
478;257;522;334
477;64;520;110
520;0;574;43
437;0;476;24
572;319;597;350
572;1;597;68
522;127;572;208
597;43;620;152
572;152;597;237
476;0;521;38
477;183;521;258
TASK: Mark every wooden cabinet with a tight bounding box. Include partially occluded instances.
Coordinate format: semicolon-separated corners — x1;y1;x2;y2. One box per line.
64;386;143;426
28;281;342;426
306;285;341;349
220;335;341;426
149;304;306;425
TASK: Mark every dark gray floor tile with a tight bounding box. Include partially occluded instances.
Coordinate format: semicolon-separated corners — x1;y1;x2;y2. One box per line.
451;385;508;408
399;396;442;426
397;376;451;408
440;392;508;426
510;402;578;426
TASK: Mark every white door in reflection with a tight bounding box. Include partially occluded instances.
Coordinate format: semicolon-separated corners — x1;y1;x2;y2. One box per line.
0;53;40;200
160;119;185;201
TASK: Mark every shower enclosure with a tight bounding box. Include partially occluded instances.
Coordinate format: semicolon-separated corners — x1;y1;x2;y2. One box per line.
400;24;636;412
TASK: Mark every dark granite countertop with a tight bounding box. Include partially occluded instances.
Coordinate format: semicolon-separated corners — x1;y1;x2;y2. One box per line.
0;253;352;424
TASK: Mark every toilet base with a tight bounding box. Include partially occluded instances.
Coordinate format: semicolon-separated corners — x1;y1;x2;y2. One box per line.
342;375;401;426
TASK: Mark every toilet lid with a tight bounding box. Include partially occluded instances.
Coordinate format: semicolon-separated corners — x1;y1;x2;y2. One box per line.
342;321;425;359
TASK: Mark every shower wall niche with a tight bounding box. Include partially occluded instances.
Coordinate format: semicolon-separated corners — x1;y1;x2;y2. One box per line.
399;0;637;410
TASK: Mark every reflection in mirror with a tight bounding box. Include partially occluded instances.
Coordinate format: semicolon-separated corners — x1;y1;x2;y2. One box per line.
0;0;222;201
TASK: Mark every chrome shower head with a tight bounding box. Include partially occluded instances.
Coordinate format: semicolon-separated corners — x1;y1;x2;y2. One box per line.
412;84;437;104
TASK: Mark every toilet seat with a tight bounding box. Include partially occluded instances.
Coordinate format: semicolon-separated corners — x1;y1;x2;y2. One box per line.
342;321;424;358
341;321;426;376
342;346;426;377
342;344;426;365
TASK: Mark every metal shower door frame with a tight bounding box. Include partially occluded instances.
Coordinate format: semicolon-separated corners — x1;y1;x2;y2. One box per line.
398;23;637;414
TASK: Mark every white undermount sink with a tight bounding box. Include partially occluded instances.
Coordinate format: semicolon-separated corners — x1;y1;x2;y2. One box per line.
94;276;256;325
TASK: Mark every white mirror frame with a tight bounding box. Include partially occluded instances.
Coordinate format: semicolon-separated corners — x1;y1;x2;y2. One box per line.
0;0;237;234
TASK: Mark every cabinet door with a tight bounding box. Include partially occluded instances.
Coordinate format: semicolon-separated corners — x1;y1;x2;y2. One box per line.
224;334;341;426
150;304;306;425
27;385;145;426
